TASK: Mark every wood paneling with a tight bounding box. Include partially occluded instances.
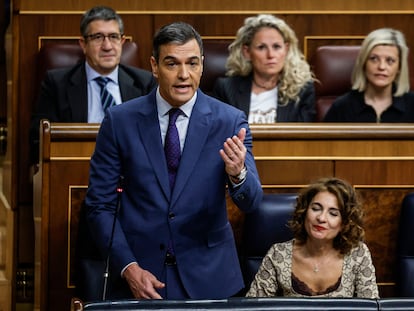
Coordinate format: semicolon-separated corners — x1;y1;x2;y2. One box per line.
0;0;7;129
34;123;414;310
33;122;100;311
15;0;414;12
249;124;414;298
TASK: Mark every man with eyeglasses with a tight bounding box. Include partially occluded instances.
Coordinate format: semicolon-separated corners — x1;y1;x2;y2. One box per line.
29;5;156;165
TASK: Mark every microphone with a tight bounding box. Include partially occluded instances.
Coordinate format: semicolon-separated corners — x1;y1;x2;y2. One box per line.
102;175;124;301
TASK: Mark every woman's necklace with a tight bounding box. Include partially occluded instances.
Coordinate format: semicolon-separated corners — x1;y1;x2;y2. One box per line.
253;79;277;90
304;246;337;273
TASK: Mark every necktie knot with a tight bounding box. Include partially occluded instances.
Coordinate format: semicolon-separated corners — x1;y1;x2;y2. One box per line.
95;76;110;84
168;108;182;126
95;76;116;111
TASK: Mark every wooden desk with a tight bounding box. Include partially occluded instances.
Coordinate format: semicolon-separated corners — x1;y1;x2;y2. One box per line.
33;121;100;311
252;124;414;298
34;122;414;310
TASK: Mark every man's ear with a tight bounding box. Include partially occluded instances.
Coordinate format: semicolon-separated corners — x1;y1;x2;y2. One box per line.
79;37;87;55
150;56;158;78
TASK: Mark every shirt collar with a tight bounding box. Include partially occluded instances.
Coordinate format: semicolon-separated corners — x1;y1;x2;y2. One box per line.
85;61;119;84
156;87;197;118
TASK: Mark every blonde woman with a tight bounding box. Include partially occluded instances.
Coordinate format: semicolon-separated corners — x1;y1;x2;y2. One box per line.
324;28;414;122
213;14;316;123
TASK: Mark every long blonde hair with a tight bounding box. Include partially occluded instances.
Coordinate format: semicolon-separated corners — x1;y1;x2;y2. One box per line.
226;14;314;105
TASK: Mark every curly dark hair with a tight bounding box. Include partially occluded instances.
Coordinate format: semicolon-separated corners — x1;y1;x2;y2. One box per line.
289;177;365;254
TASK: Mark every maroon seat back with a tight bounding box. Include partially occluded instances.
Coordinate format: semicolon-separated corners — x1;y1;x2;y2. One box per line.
36;41;140;83
311;46;361;121
200;40;230;95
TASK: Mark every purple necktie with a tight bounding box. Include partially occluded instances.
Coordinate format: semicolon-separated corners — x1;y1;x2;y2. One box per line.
165;108;182;189
95;76;116;111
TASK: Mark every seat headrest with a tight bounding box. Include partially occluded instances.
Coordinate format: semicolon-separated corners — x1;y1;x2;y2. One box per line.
36;41;140;82
242;193;297;256
200;41;230;95
312;45;360;96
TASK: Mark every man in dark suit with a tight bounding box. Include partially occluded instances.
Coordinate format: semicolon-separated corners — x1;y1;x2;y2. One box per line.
29;6;156;164
84;21;263;300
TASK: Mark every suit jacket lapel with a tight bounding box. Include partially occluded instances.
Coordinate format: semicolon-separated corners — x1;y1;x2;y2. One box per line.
136;92;171;200
237;77;252;116
68;64;88;122
171;91;211;204
119;67;140;101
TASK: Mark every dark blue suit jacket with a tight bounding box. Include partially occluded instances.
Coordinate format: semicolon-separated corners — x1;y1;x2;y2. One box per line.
85;89;263;299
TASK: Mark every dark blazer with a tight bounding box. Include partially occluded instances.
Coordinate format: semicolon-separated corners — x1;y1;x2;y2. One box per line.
29;62;157;163
323;89;414;122
212;75;316;122
84;89;263;299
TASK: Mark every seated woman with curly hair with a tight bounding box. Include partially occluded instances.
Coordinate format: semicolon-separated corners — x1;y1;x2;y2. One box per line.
246;177;379;298
213;14;316;123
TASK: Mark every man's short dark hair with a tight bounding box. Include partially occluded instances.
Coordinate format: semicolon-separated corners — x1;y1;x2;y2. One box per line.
80;6;124;37
152;22;203;62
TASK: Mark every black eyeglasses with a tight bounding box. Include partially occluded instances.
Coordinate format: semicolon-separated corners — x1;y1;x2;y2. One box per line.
84;33;123;45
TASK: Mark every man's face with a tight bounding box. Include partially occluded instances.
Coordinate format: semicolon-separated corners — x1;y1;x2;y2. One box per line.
79;20;125;75
150;39;203;107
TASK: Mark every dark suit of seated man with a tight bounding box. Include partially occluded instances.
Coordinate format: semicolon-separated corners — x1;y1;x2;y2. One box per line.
29;5;156;164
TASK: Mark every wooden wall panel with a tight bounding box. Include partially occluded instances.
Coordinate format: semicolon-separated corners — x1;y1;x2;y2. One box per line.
14;0;414;12
33;123;414;310
336;161;414;185
249;124;414;298
358;188;405;297
256;160;334;186
47;162;89;309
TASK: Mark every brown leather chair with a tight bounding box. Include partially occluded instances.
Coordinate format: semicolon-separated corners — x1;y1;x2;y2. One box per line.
200;40;230;95
36;40;229;97
36;41;140;83
311;45;361;121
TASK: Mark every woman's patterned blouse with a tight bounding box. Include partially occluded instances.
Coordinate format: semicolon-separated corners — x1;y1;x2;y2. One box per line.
246;239;379;298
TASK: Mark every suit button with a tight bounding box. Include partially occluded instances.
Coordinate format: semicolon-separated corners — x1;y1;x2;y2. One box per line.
236;193;245;201
169;212;175;219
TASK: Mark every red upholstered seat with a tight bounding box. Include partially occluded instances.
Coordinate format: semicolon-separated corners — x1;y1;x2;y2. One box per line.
36;41;140;83
200;40;230;95
310;45;360;121
311;45;414;121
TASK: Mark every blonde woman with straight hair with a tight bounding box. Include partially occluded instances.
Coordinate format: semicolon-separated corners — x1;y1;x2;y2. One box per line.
324;28;414;122
213;14;316;123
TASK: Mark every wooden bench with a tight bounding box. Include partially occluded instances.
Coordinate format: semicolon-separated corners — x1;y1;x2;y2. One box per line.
34;122;414;310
